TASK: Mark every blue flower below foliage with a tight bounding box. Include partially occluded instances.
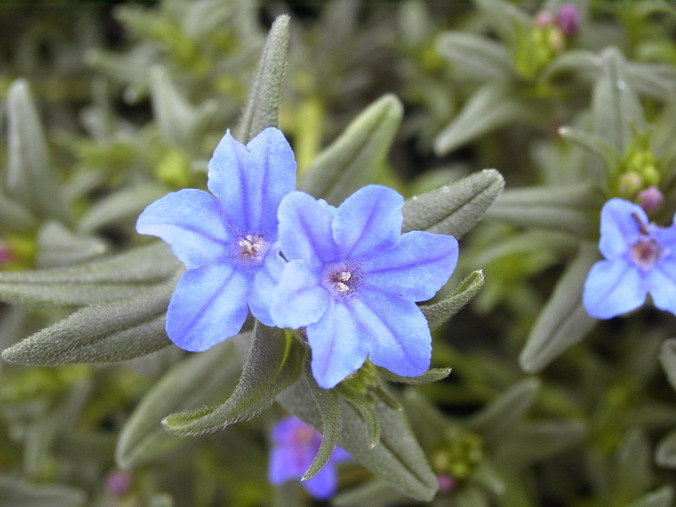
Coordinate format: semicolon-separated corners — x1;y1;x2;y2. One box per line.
271;185;459;389
268;416;350;499
583;198;676;319
136;127;296;351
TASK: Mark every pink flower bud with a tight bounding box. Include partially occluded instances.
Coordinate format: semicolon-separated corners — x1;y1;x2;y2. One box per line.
556;3;581;37
437;474;456;493
535;11;554;27
638;186;664;214
106;470;132;497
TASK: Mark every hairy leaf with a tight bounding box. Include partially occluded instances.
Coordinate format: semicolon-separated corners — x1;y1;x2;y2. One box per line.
656;429;676;469
659;339;676;392
421;270;484;330
627;487;675;507
0;476;85;507
377;367;451;385
436;32;513;82
403;169;504;237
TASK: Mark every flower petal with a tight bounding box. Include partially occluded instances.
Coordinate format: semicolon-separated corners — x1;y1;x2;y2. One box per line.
582;259;647;319
136;189;228;269
307;302;369;389
332;185;403;258
166;264;249;351
350;289;431;378
647;258;676;315
249;246;286;326
268;447;295;485
278;191;339;265
362;230;458;301
303;463;338;500
208;128;296;235
271;260;330;329
599;198;646;260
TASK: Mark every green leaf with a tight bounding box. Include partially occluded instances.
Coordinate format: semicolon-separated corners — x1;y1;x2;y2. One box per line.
628;487;675;507
421;270;484;330
377;367;451;385
485;182;600;237
542;50;600;82
6;79;71;224
162;324;305;436
434;83;536;156
467;378;540;439
402;169;504;238
0;476;85;507
472;460;505;496
35;221;107;268
615;429;651;503
300;94;403;205
115;336;245;469
0;242;180;307
519;243;599;373
338;387;381;449
559;126;621;175
659;339;676;392
334;480;408;506
0;192;37;232
149;66;197;148
656;428;676;469
592;47;645;152
78;183;168;233
473;0;529;47
1;279;175;365
451;486;491;507
436;32;513;82
495;421;586;466
278;375;438;501
236;14;289;143
302;363;342;481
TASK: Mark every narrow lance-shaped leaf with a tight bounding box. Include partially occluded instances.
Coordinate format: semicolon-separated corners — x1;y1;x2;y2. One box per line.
655;428;676;469
149;65;197;148
162;324;305;436
0;242;180;307
519;243;599;373
402;169;504;238
236;14;289;143
627;487;675;507
377;367;452;385
302;361;342;481
0;192;37;232
0;476;85;507
36;221;107;268
485;182;600;237
436;32;513;82
615;429;652;504
1;278;176;365
6;79;71;224
300;94;403;205
421;270;484;330
659;339;676;392
277;374;438;502
116;336;246;469
559;126;620;176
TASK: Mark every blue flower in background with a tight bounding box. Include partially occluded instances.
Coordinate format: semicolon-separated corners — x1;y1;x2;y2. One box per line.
583;198;676;319
268;416;350;499
271;185;458;389
137;128;296;351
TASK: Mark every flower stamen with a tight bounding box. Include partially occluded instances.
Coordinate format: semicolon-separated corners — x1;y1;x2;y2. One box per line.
236;233;268;263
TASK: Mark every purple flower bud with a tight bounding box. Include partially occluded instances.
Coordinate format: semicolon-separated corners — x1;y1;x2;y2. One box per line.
437;474;456;493
106;470;132;497
0;242;13;264
535;11;554;27
638;186;664;214
556;3;581;37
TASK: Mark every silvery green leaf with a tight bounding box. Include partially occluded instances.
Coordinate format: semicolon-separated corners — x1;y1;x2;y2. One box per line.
278;375;438;501
162;324;305;436
0;192;37;232
472;460;505;496
1;279;175;365
558;126;620;176
519;244;599;373
36;221;107;268
436;32;513;82
450;486;491;507
467;378;540;439
300;94;403;205
302;363;341;481
542;50;600;82
626;62;676;101
659;339;676;392
115;336;244;469
0;242;179;307
421;270;484;330
6;79;72;225
628;487;675;507
592;48;645;152
495;421;586;466
377;367;451;385
334;480;408;506
236;15;289;143
337;386;381;448
78;183;168;233
402;169;504;238
656;429;676;469
434;83;536;156
615;429;651;503
149;66;196;148
474;0;529;47
485;183;600;237
0;476;85;507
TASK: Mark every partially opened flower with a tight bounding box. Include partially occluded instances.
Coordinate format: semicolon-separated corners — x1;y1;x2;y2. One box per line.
137;127;296;351
268;416;350;500
583;198;676;319
271;185;458;389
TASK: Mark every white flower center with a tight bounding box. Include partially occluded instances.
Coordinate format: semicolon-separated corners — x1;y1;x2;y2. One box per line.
631;237;661;270
236;234;267;263
323;263;362;298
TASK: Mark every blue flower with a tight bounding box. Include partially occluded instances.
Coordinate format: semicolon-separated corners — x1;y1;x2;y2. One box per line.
583;198;676;319
136;127;296;351
268;416;350;500
270;185;459;389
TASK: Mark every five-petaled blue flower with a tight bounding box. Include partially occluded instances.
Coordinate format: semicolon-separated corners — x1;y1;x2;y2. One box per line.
583;198;676;319
136;127;296;351
268;416;350;499
270;185;459;389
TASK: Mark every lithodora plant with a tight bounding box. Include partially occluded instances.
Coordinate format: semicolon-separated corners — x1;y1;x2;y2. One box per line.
0;14;504;503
